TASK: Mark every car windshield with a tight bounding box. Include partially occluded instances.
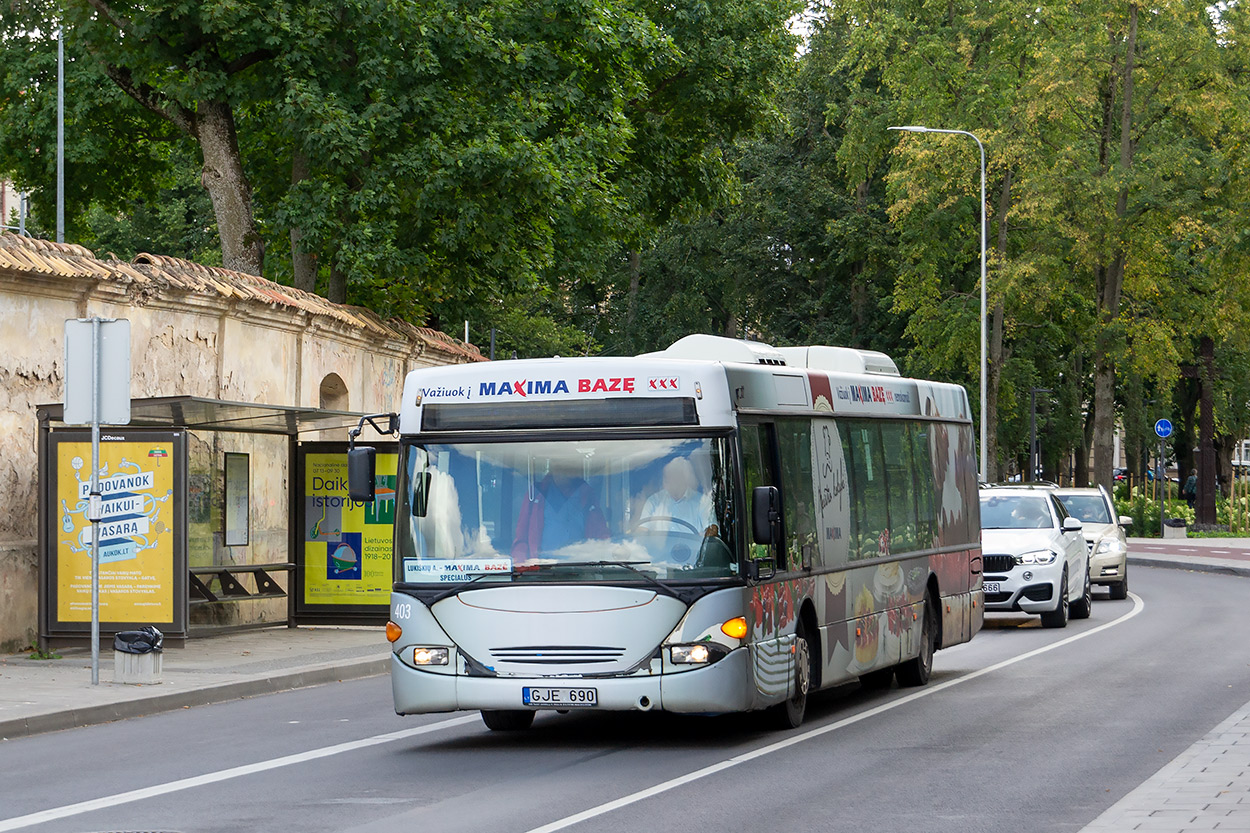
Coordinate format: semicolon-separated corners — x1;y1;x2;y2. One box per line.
396;437;738;582
1056;494;1111;524
980;493;1054;529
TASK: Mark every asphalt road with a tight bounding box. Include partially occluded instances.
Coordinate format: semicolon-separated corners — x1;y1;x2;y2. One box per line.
3;565;1250;833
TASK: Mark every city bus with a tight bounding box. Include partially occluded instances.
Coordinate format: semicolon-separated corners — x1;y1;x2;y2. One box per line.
348;334;982;730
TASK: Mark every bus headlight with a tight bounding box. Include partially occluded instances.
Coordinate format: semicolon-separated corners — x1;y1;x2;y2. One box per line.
1016;550;1058;565
412;647;450;666
669;643;728;664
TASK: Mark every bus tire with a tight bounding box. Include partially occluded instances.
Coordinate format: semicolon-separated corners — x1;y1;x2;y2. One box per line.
1039;568;1070;629
481;710;536;731
896;592;936;687
774;621;812;729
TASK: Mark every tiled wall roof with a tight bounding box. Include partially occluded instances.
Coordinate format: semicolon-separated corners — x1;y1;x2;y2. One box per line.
0;232;484;362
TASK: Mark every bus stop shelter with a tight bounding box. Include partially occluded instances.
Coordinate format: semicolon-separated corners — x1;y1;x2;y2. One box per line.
36;396;396;649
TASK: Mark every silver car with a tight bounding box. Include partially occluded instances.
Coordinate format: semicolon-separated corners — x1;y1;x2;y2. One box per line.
1053;486;1131;600
979;486;1093;628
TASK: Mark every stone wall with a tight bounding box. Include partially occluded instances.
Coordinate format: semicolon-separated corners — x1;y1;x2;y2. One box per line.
0;233;482;651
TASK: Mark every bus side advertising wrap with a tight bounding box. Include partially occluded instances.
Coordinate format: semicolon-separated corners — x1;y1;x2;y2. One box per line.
301;450;397;608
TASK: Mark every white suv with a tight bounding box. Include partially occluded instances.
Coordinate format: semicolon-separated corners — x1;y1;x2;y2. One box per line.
1053;486;1131;600
979;486;1093;628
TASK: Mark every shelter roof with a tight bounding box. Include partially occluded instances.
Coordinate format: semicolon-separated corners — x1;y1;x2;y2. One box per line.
39;396;368;436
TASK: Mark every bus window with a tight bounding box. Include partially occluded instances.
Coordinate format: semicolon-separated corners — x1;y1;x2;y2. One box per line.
841;421;889;560
739;422;777;564
881;422;918;554
911;423;936;550
776;419;818;570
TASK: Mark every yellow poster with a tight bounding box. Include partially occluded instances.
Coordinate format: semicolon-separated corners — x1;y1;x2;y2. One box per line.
56;440;176;623
302;452;396;606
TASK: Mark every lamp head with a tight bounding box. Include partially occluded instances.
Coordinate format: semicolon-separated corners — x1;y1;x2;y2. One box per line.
887;125;930;133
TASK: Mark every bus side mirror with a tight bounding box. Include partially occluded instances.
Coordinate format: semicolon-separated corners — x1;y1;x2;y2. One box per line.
752;485;781;545
348;447;377;502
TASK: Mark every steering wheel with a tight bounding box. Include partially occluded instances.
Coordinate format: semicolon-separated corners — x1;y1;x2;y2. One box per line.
636;516;700;534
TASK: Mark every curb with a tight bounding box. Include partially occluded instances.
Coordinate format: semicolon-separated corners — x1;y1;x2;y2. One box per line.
1127;555;1250;579
0;654;390;742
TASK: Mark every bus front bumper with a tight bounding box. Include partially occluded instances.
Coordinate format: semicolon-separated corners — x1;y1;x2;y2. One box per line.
391;648;755;716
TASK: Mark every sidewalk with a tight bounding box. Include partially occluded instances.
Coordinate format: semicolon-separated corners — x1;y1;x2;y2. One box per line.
0;625;390;741
1127;536;1250;579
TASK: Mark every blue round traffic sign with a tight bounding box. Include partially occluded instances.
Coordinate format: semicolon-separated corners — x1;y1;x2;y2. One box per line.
1154;418;1173;439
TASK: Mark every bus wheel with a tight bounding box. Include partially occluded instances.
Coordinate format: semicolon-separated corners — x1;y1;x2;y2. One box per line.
481;710;536;731
775;621;812;729
896;593;936;687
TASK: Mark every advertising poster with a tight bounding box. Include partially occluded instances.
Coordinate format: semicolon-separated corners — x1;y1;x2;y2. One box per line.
301;450;396;609
54;435;179;624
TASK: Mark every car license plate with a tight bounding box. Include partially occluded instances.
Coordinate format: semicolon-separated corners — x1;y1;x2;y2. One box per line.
522;687;598;707
984;581;1001;594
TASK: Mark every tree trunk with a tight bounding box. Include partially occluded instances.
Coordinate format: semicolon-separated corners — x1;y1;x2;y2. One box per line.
197;100;264;276
986;168;1013;482
290;151;317;293
328;260;347;305
626;250;641;326
1090;4;1138;493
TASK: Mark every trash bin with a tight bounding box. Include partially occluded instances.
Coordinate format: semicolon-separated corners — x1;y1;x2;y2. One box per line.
113;626;164;684
1162;518;1188;539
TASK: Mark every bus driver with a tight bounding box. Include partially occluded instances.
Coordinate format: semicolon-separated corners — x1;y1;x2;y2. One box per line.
637;457;714;536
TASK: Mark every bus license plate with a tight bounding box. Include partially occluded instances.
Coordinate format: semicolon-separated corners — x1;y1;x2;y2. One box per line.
984;582;1001;593
522;687;598;707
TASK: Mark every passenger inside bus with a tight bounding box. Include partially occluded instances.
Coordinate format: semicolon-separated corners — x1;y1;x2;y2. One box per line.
636;457;714;537
511;460;609;560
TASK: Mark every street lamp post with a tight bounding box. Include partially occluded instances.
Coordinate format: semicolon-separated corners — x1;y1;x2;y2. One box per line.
888;125;987;482
1030;387;1051;481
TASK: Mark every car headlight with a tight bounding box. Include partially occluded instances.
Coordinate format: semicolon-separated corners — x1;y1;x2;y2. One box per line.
669;643;729;664
1096;538;1126;554
1016;549;1059;565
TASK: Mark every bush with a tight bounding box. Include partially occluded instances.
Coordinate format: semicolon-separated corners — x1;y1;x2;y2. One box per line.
1114;488;1194;537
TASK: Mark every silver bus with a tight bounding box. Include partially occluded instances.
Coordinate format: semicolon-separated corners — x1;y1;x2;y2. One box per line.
349;335;982;730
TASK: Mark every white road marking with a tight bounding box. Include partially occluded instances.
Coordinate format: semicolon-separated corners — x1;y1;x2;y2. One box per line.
0;714;479;832
0;594;1147;833
523;592;1147;833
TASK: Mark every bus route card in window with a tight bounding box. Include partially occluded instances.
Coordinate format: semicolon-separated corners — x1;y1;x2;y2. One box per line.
523;687;598;707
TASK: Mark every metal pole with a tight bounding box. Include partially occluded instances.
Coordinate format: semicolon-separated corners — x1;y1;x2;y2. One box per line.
977;137;986;484
1029;389;1038;481
57;27;65;244
1158;437;1165;538
489;328;496;361
19;193;27;236
89;316;101;684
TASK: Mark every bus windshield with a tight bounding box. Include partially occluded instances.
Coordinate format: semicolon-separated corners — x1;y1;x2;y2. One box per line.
396;437;738;582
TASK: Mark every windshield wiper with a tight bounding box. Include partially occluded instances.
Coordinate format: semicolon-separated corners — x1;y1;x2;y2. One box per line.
536;560;681;598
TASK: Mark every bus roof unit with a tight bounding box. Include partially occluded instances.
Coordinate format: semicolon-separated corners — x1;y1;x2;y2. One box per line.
775;346;899;377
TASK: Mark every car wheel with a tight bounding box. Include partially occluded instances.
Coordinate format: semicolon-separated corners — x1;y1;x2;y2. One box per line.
774;620;812;729
1070;565;1093;619
1108;571;1129;601
896;592;937;687
1040;568;1069;629
481;710;536;731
